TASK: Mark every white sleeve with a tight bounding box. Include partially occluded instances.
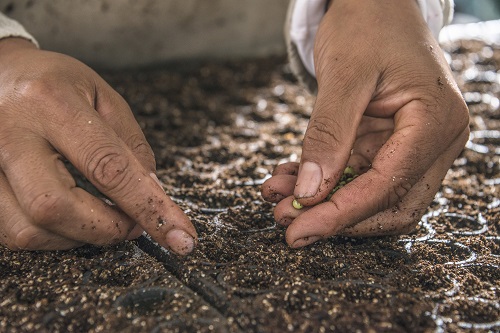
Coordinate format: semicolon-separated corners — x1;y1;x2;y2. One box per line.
289;0;455;78
0;12;39;47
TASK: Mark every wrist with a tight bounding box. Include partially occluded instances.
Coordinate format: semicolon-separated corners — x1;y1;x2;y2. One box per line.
0;37;37;52
325;0;445;39
326;0;422;19
0;37;37;62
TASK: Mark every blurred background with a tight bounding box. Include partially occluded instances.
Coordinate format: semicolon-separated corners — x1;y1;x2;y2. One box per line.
0;0;289;69
1;0;500;69
453;0;500;23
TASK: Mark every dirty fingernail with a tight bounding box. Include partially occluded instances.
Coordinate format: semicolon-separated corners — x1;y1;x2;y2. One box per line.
291;235;321;248
150;173;164;191
295;162;322;198
165;229;195;255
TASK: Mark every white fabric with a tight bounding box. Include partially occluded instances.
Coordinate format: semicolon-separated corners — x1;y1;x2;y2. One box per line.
289;0;325;83
0;12;38;47
290;0;453;77
416;0;444;36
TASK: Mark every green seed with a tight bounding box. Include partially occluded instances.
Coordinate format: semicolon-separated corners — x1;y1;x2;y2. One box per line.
292;166;358;208
344;166;355;176
326;166;357;199
292;199;303;210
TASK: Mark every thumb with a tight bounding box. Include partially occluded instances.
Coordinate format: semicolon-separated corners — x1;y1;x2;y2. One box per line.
294;66;375;206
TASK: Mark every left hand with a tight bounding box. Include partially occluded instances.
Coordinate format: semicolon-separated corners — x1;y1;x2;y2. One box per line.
262;0;469;247
0;38;197;254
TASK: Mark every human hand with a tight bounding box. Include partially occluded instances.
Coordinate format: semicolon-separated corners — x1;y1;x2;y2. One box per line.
262;0;469;247
0;38;197;254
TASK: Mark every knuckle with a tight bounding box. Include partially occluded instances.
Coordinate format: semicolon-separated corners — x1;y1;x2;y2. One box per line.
26;190;68;227
12;75;93;115
303;116;343;151
85;145;131;192
379;184;409;213
1;231;20;250
13;226;61;250
126;134;155;170
371;168;414;212
13;227;39;250
390;179;413;204
16;76;62;102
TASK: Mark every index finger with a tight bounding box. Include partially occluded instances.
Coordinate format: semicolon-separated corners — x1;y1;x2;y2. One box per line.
44;92;197;255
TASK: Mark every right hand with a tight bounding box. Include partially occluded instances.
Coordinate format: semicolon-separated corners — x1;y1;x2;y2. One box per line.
0;38;197;254
261;0;469;248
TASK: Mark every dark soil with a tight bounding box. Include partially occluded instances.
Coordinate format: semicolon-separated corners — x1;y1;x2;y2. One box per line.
0;39;498;332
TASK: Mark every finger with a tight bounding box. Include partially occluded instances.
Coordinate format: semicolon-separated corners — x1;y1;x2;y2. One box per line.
264;120;391;205
261;174;297;203
0;135;141;246
339;130;469;237
294;57;377;206
43;92;197;255
0;169;82;250
270;126;388;230
126;224;144;240
93;79;156;172
272;162;299;176
273;196;313;227
286;127;469;246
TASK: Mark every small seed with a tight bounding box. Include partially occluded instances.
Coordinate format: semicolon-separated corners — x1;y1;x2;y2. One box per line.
344;166;355;175
292;199;303;210
292;166;358;209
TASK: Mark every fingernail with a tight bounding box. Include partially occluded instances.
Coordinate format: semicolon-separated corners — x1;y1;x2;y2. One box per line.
165;229;195;255
295;162;322;198
150;173;164;191
291;235;321;248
